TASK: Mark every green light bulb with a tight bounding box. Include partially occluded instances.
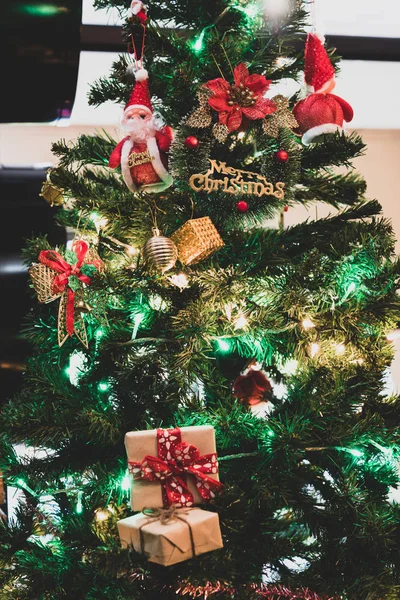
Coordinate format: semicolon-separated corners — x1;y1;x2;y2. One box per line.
95;327;105;339
120;472;131;492
98;382;110;392
75;491;83;514
217;338;230;352
348;448;363;458
192;29;205;53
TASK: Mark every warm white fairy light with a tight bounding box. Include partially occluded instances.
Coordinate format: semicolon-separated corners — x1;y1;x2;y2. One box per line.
234;314;248;330
301;318;315;330
335;343;346;356
309;342;320;358
351;358;364;366
387;329;400;342
237;131;245;140
95;506;114;522
90;212;108;233
168;273;189;289
126;245;138;256
263;0;291;19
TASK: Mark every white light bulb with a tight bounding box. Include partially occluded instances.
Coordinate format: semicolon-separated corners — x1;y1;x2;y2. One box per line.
387;329;400;342
302;318;315;330
126;245;138;256
237;131;245;140
309;343;320;358
263;0;291;19
234;314;248;330
169;273;189;289
335;343;346;356
95;508;110;522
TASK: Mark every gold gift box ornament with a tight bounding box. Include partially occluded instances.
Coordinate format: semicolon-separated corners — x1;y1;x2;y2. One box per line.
171;217;224;266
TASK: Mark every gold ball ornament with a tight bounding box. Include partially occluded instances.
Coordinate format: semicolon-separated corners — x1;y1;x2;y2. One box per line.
143;228;178;274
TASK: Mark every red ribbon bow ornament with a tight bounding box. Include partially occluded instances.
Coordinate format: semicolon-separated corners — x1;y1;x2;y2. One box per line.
128;428;224;508
29;240;103;347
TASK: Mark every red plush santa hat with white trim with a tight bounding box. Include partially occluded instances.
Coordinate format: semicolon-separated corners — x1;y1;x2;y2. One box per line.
293;33;354;145
124;69;153;116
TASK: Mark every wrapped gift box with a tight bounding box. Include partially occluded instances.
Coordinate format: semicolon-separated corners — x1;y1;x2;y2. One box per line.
125;426;220;511
117;507;223;566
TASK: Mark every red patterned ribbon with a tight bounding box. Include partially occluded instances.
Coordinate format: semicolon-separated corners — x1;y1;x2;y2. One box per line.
38;240;102;336
128;428;223;508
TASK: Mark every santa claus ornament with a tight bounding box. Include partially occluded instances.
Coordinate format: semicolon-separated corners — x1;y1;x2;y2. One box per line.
109;69;174;194
293;33;354;145
127;0;148;25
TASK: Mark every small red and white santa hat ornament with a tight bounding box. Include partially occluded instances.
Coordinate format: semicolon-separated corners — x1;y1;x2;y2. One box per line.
293;33;354;145
127;0;148;25
123;68;152;117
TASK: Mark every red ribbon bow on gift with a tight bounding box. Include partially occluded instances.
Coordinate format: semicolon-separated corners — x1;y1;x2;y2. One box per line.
38;240;103;337
128;428;224;508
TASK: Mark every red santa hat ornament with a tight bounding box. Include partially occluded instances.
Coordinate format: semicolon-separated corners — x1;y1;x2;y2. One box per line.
293;33;354;145
124;69;153;116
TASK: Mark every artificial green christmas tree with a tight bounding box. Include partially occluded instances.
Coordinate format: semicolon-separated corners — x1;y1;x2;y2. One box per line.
1;1;400;599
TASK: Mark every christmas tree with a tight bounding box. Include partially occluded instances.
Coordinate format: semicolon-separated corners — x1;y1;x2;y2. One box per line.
1;1;400;599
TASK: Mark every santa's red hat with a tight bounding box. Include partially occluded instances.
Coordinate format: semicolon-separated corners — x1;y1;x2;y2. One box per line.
124;69;153;115
304;32;335;93
293;33;353;145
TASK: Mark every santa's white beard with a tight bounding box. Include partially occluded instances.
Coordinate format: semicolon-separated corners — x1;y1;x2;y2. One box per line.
121;117;158;143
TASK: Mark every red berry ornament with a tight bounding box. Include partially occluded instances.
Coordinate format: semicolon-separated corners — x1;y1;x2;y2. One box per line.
185;136;199;149
284;205;289;212
275;149;289;163
236;200;249;213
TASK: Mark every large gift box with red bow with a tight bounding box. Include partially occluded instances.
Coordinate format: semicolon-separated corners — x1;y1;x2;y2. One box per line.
117;507;223;566
126;426;223;511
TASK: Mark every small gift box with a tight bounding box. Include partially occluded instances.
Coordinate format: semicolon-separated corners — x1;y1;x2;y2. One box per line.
171;217;224;265
117;507;223;566
126;426;223;511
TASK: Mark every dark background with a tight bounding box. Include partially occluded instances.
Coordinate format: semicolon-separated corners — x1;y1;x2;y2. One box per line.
0;0;82;405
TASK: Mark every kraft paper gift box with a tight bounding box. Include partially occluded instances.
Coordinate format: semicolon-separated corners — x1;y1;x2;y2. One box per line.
117;507;223;566
125;425;220;511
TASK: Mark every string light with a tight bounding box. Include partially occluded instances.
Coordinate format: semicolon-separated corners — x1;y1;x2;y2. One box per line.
126;245;138;256
335;343;346;356
235;1;260;19
263;0;291;19
191;29;206;53
16;478;37;498
309;342;320;358
95;327;106;339
120;471;131;492
66;350;87;386
387;329;400;342
98;381;110;392
346;448;363;459
301;318;315;330
75;491;83;514
237;131;245;140
351;358;364;366
90;212;108;233
168;273;189;290
131;312;145;340
217;338;231;352
95;507;113;522
234;314;248;330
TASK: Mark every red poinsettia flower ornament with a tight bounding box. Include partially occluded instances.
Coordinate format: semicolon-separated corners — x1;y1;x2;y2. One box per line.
204;63;276;132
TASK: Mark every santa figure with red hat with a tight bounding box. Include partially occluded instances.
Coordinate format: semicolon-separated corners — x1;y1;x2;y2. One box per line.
293;33;354;146
109;69;173;194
